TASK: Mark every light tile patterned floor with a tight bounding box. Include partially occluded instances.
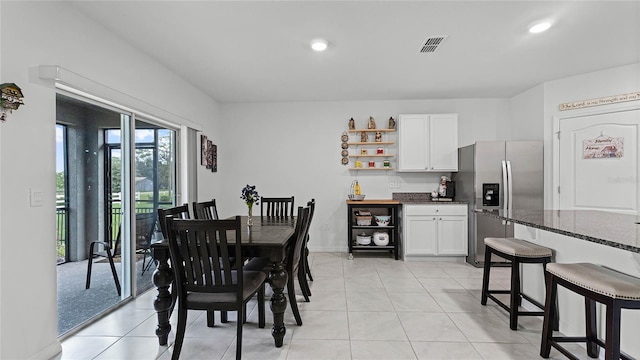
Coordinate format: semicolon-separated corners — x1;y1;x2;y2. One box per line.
55;252;587;359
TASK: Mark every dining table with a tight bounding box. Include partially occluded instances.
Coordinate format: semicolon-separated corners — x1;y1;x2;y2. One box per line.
150;215;296;348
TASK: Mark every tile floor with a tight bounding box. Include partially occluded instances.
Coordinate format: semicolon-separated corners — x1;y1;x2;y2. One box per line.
56;252;588;359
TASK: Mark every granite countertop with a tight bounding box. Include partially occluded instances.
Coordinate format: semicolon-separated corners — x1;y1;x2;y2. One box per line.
392;192;468;205
475;209;640;253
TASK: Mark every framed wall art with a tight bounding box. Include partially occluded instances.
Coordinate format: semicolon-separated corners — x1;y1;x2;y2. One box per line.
211;144;217;172
201;135;208;166
206;139;213;169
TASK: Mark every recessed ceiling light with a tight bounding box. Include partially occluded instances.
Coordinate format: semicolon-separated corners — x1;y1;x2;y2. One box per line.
529;21;552;34
310;38;328;52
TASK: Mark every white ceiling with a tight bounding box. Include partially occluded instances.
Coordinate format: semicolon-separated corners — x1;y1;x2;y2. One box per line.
69;1;640;103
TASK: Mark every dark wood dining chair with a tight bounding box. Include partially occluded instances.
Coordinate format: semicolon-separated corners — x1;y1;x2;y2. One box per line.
260;196;295;218
166;217;266;360
298;198;315;301
157;204;191;318
192;199;219;220
243;204;311;325
286;205;312;325
192;199;233;325
158;204;190;239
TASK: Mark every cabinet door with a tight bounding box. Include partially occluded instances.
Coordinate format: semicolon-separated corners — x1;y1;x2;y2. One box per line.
398;114;428;171
429;114;458;171
437;215;468;255
404;215;437;255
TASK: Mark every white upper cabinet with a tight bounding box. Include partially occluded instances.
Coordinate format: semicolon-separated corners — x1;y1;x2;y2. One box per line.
397;114;458;172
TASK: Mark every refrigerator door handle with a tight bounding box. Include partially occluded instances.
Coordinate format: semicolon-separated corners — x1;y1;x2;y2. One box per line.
501;160;508;225
506;160;513;223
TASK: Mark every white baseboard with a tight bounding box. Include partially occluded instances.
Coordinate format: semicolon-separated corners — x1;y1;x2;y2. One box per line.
403;256;466;262
307;246;347;253
29;340;61;360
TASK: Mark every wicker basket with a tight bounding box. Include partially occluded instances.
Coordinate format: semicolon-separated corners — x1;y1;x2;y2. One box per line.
355;215;372;226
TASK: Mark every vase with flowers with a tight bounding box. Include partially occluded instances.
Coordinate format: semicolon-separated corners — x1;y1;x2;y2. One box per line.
241;184;260;226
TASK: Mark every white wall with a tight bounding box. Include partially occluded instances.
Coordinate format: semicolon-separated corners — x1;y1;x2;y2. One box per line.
510;84;544;141
218;99;509;252
0;2;221;359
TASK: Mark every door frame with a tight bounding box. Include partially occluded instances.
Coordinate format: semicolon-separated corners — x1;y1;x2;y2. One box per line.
552;102;640;209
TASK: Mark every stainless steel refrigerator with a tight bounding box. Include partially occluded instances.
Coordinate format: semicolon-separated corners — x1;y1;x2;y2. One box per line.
451;141;543;267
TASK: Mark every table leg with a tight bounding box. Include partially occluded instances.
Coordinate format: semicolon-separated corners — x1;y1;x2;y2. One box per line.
269;261;288;347
152;253;173;346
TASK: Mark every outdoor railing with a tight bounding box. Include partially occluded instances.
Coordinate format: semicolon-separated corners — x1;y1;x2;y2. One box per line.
56;201;172;263
56;206;68;263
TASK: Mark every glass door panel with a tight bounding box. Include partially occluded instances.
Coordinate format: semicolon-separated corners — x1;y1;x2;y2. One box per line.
134;120;177;294
56;94;131;335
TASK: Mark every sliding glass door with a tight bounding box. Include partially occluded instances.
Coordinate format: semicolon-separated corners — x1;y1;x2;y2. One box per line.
56;93;178;336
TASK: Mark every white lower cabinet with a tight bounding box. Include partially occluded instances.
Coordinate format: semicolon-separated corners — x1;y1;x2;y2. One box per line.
403;204;468;257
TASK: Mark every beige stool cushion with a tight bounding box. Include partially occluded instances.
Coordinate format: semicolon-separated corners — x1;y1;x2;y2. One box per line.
547;263;640;301
485;237;552;258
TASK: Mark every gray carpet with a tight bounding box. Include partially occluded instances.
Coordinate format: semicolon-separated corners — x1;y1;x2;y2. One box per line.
56;256;154;336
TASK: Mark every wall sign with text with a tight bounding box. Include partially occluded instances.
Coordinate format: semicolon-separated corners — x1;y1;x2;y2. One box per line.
583;136;624;159
560;91;640;111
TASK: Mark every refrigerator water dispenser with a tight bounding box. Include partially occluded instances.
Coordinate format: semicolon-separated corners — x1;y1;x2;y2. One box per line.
482;183;499;206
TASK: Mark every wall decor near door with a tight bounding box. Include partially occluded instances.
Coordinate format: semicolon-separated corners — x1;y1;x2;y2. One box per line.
206;139;213;170
200;134;208;166
211;143;217;172
200;135;218;172
341;131;349;165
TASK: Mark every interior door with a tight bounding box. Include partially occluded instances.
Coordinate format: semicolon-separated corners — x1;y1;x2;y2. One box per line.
559;109;640;213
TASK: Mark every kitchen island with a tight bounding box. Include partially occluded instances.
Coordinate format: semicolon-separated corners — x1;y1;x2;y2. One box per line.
476;209;640;358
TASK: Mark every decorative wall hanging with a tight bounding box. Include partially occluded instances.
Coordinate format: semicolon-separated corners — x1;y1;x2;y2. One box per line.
583;134;624;159
206;140;214;170
0;83;25;122
341;131;349;165
348;117;355;130
211;143;217;172
201;135;208;165
200;135;218;172
560;91;640;111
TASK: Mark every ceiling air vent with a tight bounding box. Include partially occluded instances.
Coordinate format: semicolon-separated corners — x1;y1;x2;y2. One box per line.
419;35;448;53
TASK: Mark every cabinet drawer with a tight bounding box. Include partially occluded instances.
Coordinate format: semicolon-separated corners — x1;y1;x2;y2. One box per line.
404;204;467;216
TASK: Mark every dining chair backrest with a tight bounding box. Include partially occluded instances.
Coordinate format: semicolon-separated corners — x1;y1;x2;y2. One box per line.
261;196;295;218
192;199;220;220
158;204;190;239
166;217;244;299
306;198;316;231
287;206;311;274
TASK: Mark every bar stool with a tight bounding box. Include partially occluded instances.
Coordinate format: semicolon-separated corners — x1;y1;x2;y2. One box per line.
540;263;640;360
481;237;553;330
